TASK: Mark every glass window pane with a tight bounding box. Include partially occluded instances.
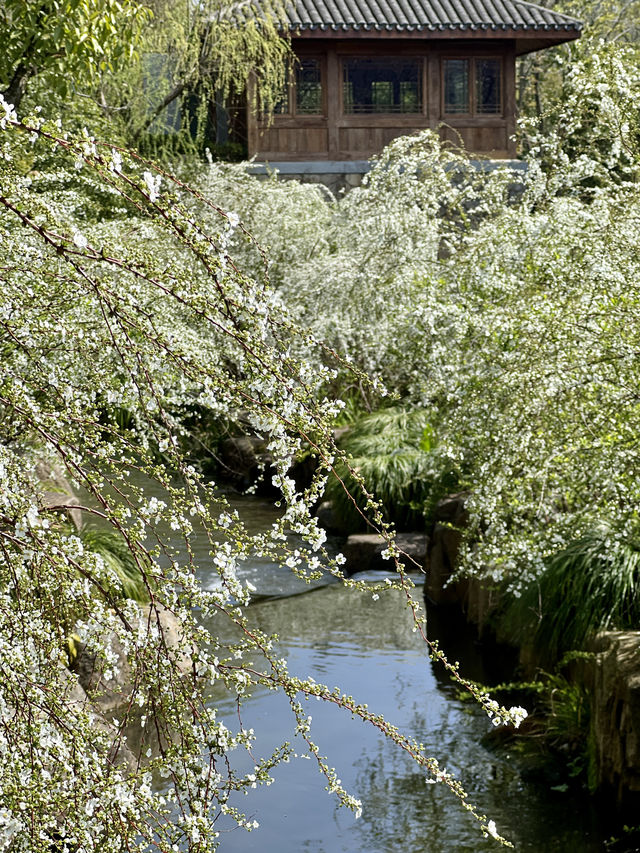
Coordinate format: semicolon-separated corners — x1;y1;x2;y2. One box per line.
296;59;323;115
343;58;422;114
444;59;469;114
273;66;290;114
371;80;393;111
475;59;501;114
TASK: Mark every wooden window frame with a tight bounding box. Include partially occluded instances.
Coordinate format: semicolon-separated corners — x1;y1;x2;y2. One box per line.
273;55;327;118
339;55;427;117
441;56;504;118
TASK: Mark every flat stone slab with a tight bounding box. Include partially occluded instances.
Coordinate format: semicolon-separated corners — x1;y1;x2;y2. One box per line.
344;532;428;576
247;159;527;176
248;160;371;175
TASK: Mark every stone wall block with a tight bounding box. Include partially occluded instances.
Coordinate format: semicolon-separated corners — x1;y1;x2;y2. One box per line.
343;532;428;576
426;522;464;604
219;435;273;490
218;434;317;493
425;493;469;606
587;632;640;800
425;492;499;629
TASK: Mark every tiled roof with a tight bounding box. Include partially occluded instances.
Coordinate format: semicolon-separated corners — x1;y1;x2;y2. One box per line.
284;0;581;32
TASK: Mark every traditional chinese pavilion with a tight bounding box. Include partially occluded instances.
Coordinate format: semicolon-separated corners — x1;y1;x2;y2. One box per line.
248;0;581;160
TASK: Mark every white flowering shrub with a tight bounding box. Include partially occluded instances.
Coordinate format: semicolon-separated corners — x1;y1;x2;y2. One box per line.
519;37;640;187
419;176;640;589
184;44;640;598
0;103;526;850
195;133;516;390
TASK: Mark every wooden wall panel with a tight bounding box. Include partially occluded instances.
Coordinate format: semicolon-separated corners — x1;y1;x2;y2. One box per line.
257;127;279;153
438;124;467;151
439;124;508;156
300;128;328;153
255;126;329;159
338;125;426;158
249;40;519;161
472;125;507;153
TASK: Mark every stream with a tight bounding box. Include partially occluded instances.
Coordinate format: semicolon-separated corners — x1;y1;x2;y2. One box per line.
112;476;610;851
175;494;609;852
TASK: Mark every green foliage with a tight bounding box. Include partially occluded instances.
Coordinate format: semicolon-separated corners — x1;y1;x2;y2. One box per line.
517;0;640;141
326;407;435;530
193;131;516;393
561;0;640;41
0;0;150;111
503;532;640;663
80;525;151;602
107;0;291;148
605;824;640;852
206;140;247;162
1;0;291;158
186;81;640;606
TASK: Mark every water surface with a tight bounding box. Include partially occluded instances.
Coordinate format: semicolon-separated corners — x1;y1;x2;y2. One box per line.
111;477;608;851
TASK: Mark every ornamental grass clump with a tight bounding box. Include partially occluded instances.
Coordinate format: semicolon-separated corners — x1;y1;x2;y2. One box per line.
325;406;439;531
80;525;151;603
504;531;640;663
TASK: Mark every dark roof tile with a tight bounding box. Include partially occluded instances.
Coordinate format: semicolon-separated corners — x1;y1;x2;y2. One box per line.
285;0;581;31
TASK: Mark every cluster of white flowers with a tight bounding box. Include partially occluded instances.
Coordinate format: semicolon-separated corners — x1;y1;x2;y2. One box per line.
143;169;162;202
484;699;529;729
0;95;17;130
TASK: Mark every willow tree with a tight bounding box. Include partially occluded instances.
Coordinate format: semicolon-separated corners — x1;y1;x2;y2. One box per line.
0;0;150;113
0;0;290;150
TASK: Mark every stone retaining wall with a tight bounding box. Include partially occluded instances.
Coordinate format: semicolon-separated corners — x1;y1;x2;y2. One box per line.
247;159;528;195
247;160;370;194
425;490;640;808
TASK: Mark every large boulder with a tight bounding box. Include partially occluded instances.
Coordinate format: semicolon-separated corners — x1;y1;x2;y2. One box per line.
315;500;351;536
34;459;83;530
218;434;317;493
58;666;136;772
75;604;193;713
219;435;273;490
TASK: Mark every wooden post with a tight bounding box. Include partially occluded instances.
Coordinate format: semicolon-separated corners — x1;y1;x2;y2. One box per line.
504;47;517;157
427;52;440;130
246;71;259;158
326;47;340;159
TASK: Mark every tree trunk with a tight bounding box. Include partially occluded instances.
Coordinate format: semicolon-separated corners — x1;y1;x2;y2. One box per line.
133;81;188;139
2;65;32;113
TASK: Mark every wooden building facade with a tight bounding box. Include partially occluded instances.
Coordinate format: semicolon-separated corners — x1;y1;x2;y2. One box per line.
248;0;581;161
